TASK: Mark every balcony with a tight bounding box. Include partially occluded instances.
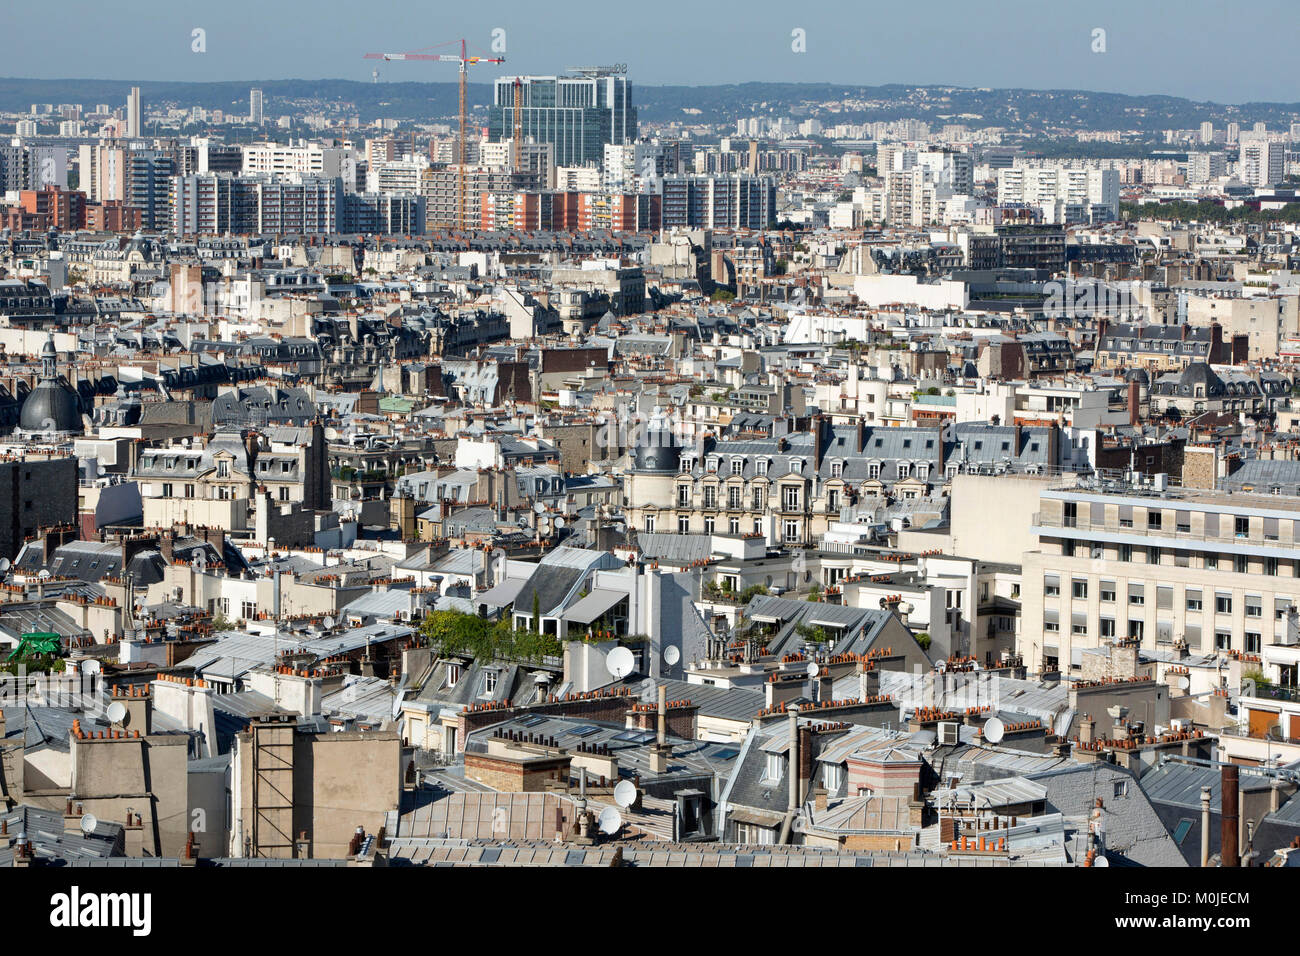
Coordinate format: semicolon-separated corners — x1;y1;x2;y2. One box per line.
1247;681;1300;705
1032;512;1296;553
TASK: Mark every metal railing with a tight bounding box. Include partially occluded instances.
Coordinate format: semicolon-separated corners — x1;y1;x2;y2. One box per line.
1033;512;1296;551
1248;681;1300;704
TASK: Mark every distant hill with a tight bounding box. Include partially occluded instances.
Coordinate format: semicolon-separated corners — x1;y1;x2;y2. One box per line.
3;77;1299;131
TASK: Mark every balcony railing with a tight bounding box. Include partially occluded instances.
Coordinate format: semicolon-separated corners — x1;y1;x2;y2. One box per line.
1247;681;1300;704
1033;512;1295;551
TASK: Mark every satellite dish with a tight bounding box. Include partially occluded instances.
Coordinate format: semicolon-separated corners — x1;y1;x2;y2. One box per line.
606;646;635;680
0;557;11;573
97;463;106;476
82;659;101;676
533;502;545;515
613;779;637;809
554;517;565;530
106;701;127;725
983;717;1005;744
1177;675;1190;690
80;814;99;835
192;552;207;571
38;570;51;581
663;645;681;666
323;616;336;629
1094;855;1109;867
596;806;623;836
806;662;820;678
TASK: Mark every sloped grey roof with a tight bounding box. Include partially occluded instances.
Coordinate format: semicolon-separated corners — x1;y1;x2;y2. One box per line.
1027;762;1187;867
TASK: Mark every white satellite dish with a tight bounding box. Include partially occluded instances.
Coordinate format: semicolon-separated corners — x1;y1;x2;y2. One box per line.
596;806;623;836
606;646;635;680
323;616;336;629
106;701;127;725
983;717;1005;744
80;813;99;835
38;570;50;581
613;779;637;809
554;517;565;530
82;659;101;676
1094;855;1109;867
663;645;681;666
1177;675;1190;691
0;557;11;573
533;502;545;515
806;661;820;678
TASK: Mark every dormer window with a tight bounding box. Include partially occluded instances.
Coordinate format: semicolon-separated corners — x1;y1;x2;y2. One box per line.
756;459;769;476
484;671;498;694
731;458;744;476
447;662;461;687
830;460;843;478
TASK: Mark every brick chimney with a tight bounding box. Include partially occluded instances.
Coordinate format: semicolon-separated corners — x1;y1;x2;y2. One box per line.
1128;380;1140;428
1078;714;1096;745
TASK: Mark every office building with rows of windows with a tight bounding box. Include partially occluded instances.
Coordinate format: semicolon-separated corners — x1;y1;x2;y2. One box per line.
1022;478;1300;675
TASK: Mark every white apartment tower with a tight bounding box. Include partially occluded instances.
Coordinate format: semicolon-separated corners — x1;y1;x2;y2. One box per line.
1240;138;1285;188
126;87;141;138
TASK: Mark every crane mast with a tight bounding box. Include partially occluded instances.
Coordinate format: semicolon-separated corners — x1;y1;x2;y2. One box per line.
363;39;505;231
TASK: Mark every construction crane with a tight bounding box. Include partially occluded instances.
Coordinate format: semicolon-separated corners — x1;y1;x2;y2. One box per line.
364;40;505;232
512;77;524;172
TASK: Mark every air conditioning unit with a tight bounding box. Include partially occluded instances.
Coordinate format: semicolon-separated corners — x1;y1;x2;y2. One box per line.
938;720;960;745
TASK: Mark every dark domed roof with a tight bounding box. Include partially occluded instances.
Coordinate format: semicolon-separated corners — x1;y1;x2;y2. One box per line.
20;380;82;433
20;335;83;434
632;427;681;474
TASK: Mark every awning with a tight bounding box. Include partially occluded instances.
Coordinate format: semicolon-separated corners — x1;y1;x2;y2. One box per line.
563;588;627;625
476;578;528;609
809;617;847;629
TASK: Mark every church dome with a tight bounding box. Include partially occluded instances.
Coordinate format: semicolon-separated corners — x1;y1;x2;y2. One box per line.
19;335;82;434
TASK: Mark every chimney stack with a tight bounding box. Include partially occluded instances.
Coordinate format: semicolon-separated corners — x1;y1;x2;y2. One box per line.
656;684;666;748
1221;764;1240;867
1127;379;1140;428
798;724;813;806
787;708;799;812
1200;786;1212;868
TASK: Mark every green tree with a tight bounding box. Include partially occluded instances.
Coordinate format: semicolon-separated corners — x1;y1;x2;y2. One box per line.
532;591;541;633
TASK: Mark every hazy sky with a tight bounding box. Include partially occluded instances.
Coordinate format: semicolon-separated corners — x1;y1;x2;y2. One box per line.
3;0;1294;103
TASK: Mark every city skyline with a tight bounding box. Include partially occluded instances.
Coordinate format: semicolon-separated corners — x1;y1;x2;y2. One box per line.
1;0;1296;104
